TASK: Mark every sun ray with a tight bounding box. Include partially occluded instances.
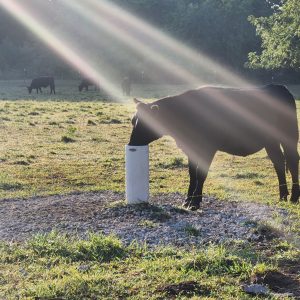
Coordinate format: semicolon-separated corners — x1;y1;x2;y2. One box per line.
60;0;202;85
81;0;254;87
60;1;293;123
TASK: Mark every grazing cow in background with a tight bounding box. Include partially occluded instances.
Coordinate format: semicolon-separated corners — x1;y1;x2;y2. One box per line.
122;76;131;96
78;78;100;92
27;76;55;94
129;85;300;210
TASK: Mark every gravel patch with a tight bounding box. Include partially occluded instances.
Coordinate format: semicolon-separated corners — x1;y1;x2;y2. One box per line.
0;191;291;246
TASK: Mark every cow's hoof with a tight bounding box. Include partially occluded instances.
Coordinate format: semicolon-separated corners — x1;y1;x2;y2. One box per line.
279;187;288;201
182;197;202;210
290;186;300;203
280;195;288;201
290;195;299;204
187;198;201;211
188;203;201;211
182;198;191;208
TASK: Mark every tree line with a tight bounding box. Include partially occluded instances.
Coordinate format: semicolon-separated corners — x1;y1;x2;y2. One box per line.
0;0;299;83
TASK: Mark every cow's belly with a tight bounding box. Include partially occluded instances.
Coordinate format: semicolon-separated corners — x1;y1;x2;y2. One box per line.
176;134;265;157
209;121;271;156
173;121;274;157
218;143;264;156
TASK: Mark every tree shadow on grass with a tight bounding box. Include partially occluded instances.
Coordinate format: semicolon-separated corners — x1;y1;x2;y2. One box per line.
0;183;23;191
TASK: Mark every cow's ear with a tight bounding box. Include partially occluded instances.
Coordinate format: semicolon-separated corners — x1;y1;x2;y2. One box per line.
133;98;142;105
134;98;148;111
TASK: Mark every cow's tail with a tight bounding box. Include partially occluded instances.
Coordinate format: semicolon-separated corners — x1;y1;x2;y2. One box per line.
278;87;299;175
282;130;299;175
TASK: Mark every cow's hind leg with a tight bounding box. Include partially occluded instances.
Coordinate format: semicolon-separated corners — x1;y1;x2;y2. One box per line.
265;143;289;201
284;143;299;203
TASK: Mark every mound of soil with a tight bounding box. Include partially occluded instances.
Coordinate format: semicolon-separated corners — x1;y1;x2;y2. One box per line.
0;191;292;247
253;271;300;297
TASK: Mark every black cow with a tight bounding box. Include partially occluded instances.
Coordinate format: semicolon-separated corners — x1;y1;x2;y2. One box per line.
129;85;300;210
78;78;100;92
121;76;131;96
27;76;55;94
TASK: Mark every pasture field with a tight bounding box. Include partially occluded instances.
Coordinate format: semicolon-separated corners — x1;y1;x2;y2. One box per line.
1;81;300;204
0;80;300;299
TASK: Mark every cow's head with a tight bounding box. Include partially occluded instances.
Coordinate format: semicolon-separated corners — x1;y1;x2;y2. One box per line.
129;98;162;146
27;86;32;94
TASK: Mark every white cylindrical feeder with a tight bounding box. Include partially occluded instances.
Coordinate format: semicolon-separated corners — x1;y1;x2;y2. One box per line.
125;145;149;204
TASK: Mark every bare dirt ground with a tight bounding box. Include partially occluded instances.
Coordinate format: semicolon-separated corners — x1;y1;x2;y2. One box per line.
1;191;300;297
0;191;295;247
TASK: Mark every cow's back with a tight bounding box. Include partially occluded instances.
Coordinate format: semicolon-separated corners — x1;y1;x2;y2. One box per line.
31;76;54;87
155;85;297;155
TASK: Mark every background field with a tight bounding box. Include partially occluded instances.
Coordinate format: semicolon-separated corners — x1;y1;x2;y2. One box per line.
1;81;300;299
1;80;300;205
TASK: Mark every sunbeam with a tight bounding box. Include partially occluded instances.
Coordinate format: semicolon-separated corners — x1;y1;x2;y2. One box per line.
80;0;253;87
61;0;202;85
58;1;293;115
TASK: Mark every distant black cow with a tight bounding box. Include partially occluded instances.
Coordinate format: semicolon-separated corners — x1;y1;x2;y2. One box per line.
78;78;100;92
121;76;131;96
27;76;55;94
129;85;300;210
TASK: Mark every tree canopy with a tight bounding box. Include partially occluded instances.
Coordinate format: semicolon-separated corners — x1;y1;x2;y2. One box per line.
0;0;298;82
248;0;300;70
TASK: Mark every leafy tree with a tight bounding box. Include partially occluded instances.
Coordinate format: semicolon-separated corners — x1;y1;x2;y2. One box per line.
248;0;300;70
171;0;272;71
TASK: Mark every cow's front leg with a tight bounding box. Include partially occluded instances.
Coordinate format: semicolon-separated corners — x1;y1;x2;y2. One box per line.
183;158;197;209
188;166;209;210
185;151;216;211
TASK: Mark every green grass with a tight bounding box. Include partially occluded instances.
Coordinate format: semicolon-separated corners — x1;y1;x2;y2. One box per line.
0;96;298;203
183;224;201;237
1;87;300;229
0;81;299;206
1;80;300;299
1;231;299;299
